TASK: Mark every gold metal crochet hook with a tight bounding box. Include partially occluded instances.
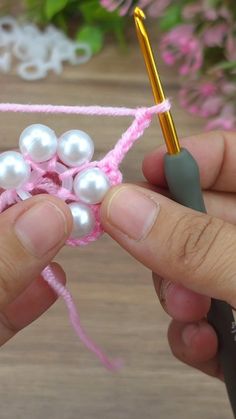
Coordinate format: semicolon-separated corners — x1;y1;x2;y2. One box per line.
134;7;180;155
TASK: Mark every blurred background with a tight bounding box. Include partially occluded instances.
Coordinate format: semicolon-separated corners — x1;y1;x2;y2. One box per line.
0;1;234;418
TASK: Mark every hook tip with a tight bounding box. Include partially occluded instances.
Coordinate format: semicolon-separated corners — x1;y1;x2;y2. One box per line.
134;7;146;20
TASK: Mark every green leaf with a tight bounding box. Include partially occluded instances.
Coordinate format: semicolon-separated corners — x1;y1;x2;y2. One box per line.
79;1;109;23
44;0;69;20
76;25;104;54
113;24;127;48
212;61;236;71
24;0;39;7
24;0;44;8
79;1;122;25
207;0;222;7
159;4;183;32
54;13;68;32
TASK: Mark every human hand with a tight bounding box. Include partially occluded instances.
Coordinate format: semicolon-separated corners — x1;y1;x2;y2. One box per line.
0;195;72;345
100;130;236;381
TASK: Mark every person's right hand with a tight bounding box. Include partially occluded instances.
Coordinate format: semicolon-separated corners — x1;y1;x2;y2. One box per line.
100;130;236;381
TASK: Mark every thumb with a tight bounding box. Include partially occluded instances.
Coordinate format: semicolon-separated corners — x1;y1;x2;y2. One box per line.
101;185;236;306
0;195;72;309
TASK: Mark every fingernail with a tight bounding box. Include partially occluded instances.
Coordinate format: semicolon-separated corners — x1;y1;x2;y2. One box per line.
159;279;173;309
15;202;67;258
153;274;170;308
106;187;159;241
182;324;199;347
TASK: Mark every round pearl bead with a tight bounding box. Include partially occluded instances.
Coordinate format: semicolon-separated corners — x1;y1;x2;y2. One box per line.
69;202;95;239
0;151;30;190
19;124;58;163
73;168;110;204
57;130;94;167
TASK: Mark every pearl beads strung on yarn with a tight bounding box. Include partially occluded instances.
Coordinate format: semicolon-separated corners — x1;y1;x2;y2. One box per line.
69;202;95;238
19;124;58;162
74;168;110;205
57;130;94;167
0;151;30;190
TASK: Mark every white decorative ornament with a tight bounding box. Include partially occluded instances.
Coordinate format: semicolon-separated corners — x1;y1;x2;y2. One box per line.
0;52;11;73
19;124;58;162
0;151;30;190
0;16;19;43
0;16;92;80
73;168;110;204
69;43;92;65
13;36;47;62
17;60;47;81
57;130;94;167
69;202;95;239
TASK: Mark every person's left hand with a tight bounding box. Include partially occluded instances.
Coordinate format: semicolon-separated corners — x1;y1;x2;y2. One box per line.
0;194;72;346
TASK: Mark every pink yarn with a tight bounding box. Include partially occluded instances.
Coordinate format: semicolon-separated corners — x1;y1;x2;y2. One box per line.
0;102;165;116
42;265;122;371
0;99;170;369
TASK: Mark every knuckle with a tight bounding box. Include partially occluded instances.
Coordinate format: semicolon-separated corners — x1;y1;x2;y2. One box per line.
0;312;18;334
166;213;225;274
167;321;185;360
152;273;162;296
0;244;21;307
153;274;170;311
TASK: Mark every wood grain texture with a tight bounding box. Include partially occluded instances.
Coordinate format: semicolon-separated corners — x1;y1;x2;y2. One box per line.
0;30;232;419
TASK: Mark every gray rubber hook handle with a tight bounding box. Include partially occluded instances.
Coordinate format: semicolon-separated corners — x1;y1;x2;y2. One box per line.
164;148;236;418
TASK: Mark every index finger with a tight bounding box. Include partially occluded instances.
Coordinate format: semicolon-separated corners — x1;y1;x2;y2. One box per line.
142;131;236;192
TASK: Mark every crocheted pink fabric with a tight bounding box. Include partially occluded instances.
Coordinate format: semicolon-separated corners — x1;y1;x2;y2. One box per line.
0;99;170;369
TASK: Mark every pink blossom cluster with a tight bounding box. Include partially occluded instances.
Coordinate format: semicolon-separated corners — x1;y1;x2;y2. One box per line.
100;0;171;17
101;0;236;131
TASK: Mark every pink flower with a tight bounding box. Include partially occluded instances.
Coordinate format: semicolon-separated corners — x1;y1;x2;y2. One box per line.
100;0;172;17
138;0;172;17
182;4;201;20
161;25;203;75
203;23;228;47
221;82;236;96
100;0;133;15
205;6;231;21
206;104;236;131
183;1;230;22
226;32;236;61
179;81;224;118
204;8;220;21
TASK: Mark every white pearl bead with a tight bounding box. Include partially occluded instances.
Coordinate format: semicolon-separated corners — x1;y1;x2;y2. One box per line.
0;151;30;189
57;130;94;167
69;202;95;239
19;124;57;162
73;168;110;204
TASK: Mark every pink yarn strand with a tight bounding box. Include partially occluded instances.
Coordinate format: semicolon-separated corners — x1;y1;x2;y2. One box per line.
101;100;171;168
101;108;152;168
42;266;122;371
0;100;170;117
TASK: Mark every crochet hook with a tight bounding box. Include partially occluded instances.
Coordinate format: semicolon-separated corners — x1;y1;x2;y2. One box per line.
134;6;236;416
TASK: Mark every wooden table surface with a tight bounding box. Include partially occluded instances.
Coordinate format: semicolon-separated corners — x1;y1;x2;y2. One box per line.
0;28;233;419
